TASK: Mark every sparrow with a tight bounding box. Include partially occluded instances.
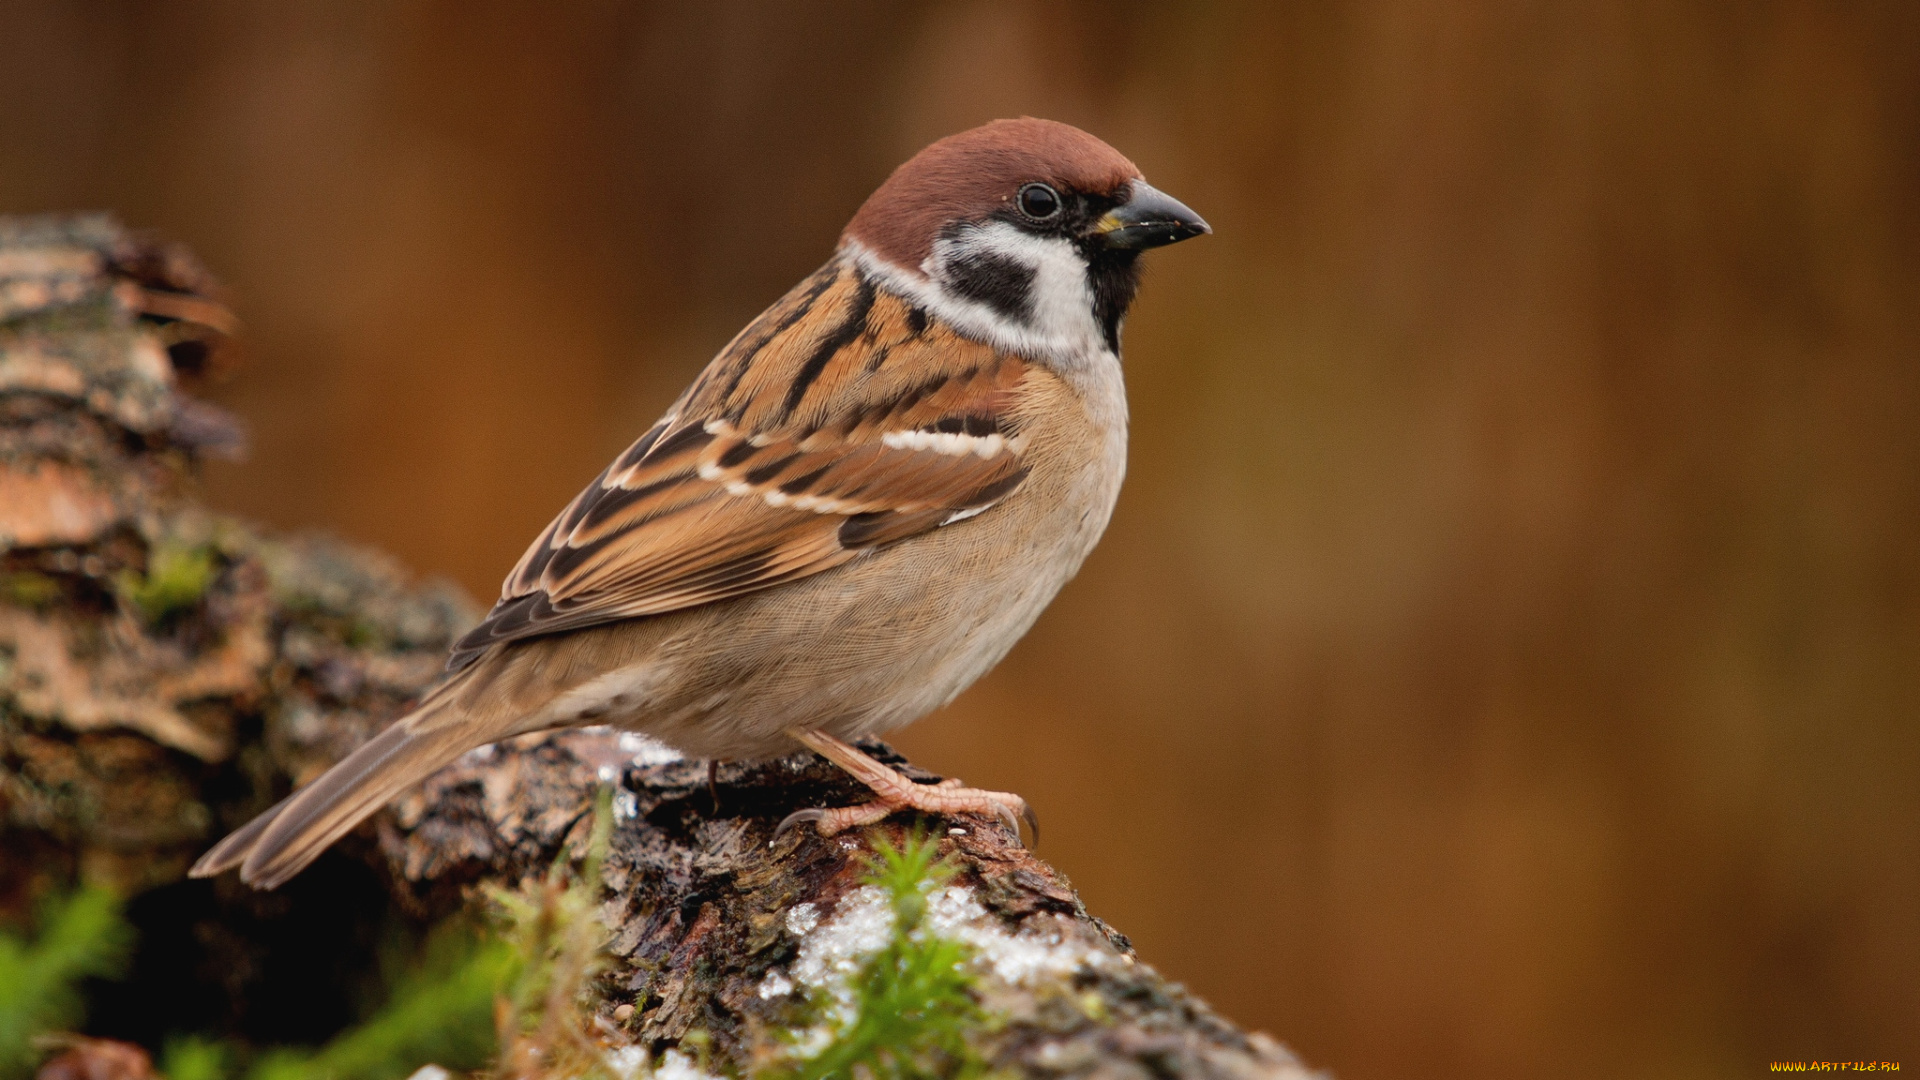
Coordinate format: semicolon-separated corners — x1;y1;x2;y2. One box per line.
191;117;1209;889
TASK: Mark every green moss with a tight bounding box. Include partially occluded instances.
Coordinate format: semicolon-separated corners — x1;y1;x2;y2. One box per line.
772;828;1000;1080
0;887;133;1080
117;543;218;626
158;1036;229;1080
485;787;618;1079
0;571;64;610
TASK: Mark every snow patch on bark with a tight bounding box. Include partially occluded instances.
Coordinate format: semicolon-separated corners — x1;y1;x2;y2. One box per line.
774;881;1110;1003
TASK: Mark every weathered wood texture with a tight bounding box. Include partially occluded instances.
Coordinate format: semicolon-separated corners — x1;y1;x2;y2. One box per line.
0;216;1313;1080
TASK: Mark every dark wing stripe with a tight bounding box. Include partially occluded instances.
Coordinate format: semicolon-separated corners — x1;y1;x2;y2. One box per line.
882;373;949;419
962;466;1031;506
695;263;840;405
779;463;834;495
448;593;541;668
743;453;804;486
716;440;760;469
610;421;669;472
576;475;689;530
546;490;738;587
837;511;891;547
569;479;717;546
542;532;625;586
642;423;715;464
782;275;875;418
839;508;951;548
499;465;608;596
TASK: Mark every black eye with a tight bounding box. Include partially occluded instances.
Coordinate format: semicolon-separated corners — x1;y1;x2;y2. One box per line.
1017;183;1061;220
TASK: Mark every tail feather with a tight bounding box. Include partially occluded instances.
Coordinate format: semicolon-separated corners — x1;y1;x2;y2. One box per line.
189;699;481;890
189;789;297;878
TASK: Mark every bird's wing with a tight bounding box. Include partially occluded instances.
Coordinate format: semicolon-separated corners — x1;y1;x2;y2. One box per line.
447;261;1035;670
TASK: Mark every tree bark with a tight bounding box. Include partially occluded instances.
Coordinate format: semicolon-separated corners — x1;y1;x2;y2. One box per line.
0;215;1315;1080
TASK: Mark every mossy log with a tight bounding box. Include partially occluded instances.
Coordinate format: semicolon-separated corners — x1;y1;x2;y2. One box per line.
0;215;1314;1080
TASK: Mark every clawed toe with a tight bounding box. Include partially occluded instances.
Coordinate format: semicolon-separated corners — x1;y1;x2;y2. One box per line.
972;795;1023;840
773;784;1035;847
779;728;1038;847
774;807;828;840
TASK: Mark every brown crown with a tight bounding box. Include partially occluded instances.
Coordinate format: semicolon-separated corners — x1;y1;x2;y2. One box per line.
843;118;1141;274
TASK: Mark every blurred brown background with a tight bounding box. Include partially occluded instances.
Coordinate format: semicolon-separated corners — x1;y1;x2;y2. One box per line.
4;2;1917;1077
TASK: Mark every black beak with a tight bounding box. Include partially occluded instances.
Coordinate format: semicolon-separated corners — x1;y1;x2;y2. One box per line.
1093;180;1211;250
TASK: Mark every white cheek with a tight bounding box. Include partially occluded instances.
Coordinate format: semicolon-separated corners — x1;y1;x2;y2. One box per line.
937;222;1100;347
841;234;1112;369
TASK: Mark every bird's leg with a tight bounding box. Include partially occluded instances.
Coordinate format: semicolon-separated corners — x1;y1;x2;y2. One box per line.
777;727;1038;845
707;759;721;813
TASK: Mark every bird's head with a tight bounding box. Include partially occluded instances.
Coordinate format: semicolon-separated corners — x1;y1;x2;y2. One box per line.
841;117;1209;359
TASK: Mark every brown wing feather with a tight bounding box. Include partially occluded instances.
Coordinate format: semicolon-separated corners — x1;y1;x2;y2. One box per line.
448;260;1033;670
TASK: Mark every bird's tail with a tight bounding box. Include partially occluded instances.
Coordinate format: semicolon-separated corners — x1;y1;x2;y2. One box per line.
189;691;485;890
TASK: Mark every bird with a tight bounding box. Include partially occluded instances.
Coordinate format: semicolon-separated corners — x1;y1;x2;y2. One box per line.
190;117;1209;889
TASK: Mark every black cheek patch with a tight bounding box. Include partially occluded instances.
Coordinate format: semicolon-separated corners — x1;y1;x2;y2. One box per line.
944;250;1036;325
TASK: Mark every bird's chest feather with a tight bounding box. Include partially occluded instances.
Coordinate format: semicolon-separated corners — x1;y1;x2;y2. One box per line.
860;355;1127;674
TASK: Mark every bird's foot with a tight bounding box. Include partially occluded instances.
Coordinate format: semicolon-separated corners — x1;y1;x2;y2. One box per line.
776;776;1036;842
777;728;1038;845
